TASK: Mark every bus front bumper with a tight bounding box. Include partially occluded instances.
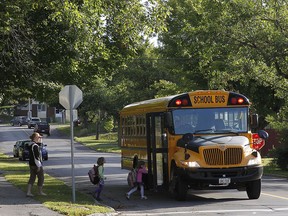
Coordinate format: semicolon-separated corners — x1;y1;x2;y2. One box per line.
180;165;263;188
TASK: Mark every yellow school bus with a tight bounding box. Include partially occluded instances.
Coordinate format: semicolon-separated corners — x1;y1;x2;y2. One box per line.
119;90;268;200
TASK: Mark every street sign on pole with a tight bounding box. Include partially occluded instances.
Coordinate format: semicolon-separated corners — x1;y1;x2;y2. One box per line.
59;85;83;203
59;85;83;110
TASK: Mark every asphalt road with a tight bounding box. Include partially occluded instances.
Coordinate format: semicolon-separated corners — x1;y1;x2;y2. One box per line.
1;124;288;216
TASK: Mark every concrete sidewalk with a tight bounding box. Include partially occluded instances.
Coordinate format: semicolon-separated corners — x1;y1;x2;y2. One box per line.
0;174;62;216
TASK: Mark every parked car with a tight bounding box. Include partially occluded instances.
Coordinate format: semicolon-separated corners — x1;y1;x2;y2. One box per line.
28;117;41;128
13;139;31;157
34;122;50;136
18;142;48;161
11;116;29;126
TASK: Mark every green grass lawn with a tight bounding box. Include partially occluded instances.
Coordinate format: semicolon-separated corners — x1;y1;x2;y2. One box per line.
74;135;120;153
262;158;288;178
0;153;113;216
57;125;120;153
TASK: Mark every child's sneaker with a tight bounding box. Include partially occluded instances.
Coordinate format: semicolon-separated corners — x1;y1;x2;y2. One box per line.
141;196;147;200
126;193;130;200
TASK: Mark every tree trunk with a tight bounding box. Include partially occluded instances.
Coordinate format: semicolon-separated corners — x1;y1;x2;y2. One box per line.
95;121;100;140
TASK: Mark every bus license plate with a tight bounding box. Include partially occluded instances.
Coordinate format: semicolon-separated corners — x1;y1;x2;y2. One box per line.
219;178;230;184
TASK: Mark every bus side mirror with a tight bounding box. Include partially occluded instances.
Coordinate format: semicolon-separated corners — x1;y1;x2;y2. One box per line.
251;114;259;129
258;130;269;140
182;133;194;143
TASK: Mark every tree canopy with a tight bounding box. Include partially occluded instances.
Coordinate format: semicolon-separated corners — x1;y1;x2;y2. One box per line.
157;0;288;127
1;0;287;131
0;0;169;105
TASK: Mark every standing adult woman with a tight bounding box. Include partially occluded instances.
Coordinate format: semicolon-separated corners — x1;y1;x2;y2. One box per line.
26;132;46;197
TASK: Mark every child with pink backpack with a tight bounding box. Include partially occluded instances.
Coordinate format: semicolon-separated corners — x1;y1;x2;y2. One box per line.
126;161;148;200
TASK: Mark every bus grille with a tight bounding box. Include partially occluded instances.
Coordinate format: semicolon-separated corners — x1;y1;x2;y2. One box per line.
203;147;243;166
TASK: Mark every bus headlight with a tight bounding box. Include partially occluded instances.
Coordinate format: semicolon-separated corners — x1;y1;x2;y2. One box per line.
180;161;200;167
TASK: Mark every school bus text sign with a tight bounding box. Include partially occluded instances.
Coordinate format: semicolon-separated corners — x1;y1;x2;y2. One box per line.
191;94;228;108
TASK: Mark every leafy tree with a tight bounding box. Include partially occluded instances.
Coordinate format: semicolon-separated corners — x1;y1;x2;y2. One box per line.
104;116;114;133
157;0;288;128
153;0;288;169
0;0;35;105
0;0;170;108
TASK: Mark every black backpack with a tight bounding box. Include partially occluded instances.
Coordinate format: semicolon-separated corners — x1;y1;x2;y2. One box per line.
88;165;100;185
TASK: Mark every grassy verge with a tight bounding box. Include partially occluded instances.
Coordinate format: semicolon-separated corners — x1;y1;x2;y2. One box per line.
262;158;288;178
74;135;120;153
57;125;120;153
0;153;113;215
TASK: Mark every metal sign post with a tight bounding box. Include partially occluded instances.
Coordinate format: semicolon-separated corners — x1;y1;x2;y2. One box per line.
69;87;76;203
59;85;83;203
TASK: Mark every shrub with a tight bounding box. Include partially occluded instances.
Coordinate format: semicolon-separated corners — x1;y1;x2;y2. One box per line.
271;147;288;171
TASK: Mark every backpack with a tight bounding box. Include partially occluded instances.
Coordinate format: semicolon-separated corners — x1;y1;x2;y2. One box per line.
88;165;100;185
127;168;137;188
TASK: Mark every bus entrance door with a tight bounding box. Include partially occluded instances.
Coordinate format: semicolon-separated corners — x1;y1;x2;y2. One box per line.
147;113;168;191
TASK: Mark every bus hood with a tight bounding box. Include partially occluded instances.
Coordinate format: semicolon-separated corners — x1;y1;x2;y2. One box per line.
179;135;250;153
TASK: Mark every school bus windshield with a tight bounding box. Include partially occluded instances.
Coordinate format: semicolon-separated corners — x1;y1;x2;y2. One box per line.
172;107;248;135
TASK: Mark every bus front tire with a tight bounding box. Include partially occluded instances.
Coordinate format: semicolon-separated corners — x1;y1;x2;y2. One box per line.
246;179;261;199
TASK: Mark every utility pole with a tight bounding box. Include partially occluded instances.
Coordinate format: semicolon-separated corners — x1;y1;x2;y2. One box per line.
28;98;32;119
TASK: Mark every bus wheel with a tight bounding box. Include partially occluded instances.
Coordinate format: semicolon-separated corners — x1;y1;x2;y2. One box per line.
168;162;177;194
174;176;188;201
246;179;261;199
169;175;177;195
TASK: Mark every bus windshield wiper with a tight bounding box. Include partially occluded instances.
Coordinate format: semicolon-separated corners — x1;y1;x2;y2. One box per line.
214;129;240;135
194;129;214;134
224;130;240;135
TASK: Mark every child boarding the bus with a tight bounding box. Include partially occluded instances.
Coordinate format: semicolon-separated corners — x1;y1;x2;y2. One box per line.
126;161;148;200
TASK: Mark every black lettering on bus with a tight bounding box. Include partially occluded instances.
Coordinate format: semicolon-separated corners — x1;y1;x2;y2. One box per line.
215;96;225;103
200;96;204;103
194;96;215;104
209;96;214;103
194;96;199;104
